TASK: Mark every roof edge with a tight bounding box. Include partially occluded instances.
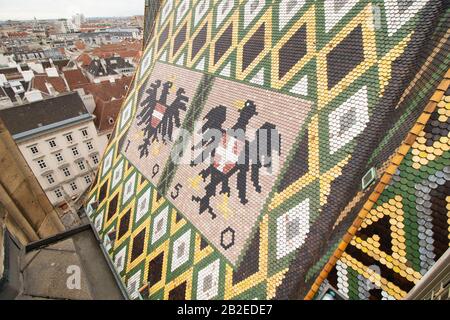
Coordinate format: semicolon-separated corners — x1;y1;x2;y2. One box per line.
304;69;450;300
12;113;93;142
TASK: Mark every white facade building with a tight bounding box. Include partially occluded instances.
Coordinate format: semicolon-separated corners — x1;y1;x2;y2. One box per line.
58;19;75;34
72;13;85;30
0;92;108;210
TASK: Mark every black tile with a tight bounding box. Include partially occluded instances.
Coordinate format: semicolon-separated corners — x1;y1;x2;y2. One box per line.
326;24;364;90
232;228;260;284
278;24;307;79
192;23;208;59
346;245;414;292
200;237;209;250
99;180;109;203
214;24;233;64
118;210;131;239
242;23;265;71
277;130;309;193
158;24;170;51
107;194;118;221
148;252;164;286
168;281;187;300
355;215;393;256
173;24;187;56
131;229;146;261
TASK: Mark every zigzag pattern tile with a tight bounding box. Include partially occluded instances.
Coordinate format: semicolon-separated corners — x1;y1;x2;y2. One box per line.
84;0;449;300
319;83;450;300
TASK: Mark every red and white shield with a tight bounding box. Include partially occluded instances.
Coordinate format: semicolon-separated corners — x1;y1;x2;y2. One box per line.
150;102;167;128
213;134;244;174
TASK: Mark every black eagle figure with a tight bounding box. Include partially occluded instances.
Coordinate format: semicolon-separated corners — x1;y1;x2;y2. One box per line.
137;80;188;158
191;100;281;219
191;105;227;165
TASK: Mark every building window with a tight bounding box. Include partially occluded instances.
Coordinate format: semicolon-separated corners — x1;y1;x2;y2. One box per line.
30;145;39;154
81;129;89;137
55;152;64;162
37;159;47;169
48;139;57;148
62;167;71;177
70;181;78;191
55;188;63;198
78;161;86;171
66;134;73;142
46;174;55;184
91;154;99;165
86;141;94;150
72;146;79;157
84;175;92;184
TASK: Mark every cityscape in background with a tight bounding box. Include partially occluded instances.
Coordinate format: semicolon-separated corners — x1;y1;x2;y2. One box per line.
0;13;144;228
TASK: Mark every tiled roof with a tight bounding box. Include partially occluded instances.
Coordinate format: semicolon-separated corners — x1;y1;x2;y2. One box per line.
81;76;131;102
52;59;70;71
104;56;134;70
86;58;117;77
90;41;142;59
77;53;92;67
308;72;450;300
116;50;141;60
84;0;450;301
75;41;86;50
63;68;90;90
32;74;68;95
7;32;28;38
0;92;89;137
85;56;134;78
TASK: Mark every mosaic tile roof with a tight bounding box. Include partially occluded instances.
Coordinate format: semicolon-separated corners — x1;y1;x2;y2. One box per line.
311;72;450;300
85;0;450;300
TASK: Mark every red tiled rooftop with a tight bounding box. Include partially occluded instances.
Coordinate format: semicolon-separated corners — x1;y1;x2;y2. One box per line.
77;53;92;67
93;98;123;133
32;74;68;95
63;69;90;90
75;40;86;50
7;32;28;38
81;76;132;103
116;50;141;59
90;51;114;59
90;41;142;59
